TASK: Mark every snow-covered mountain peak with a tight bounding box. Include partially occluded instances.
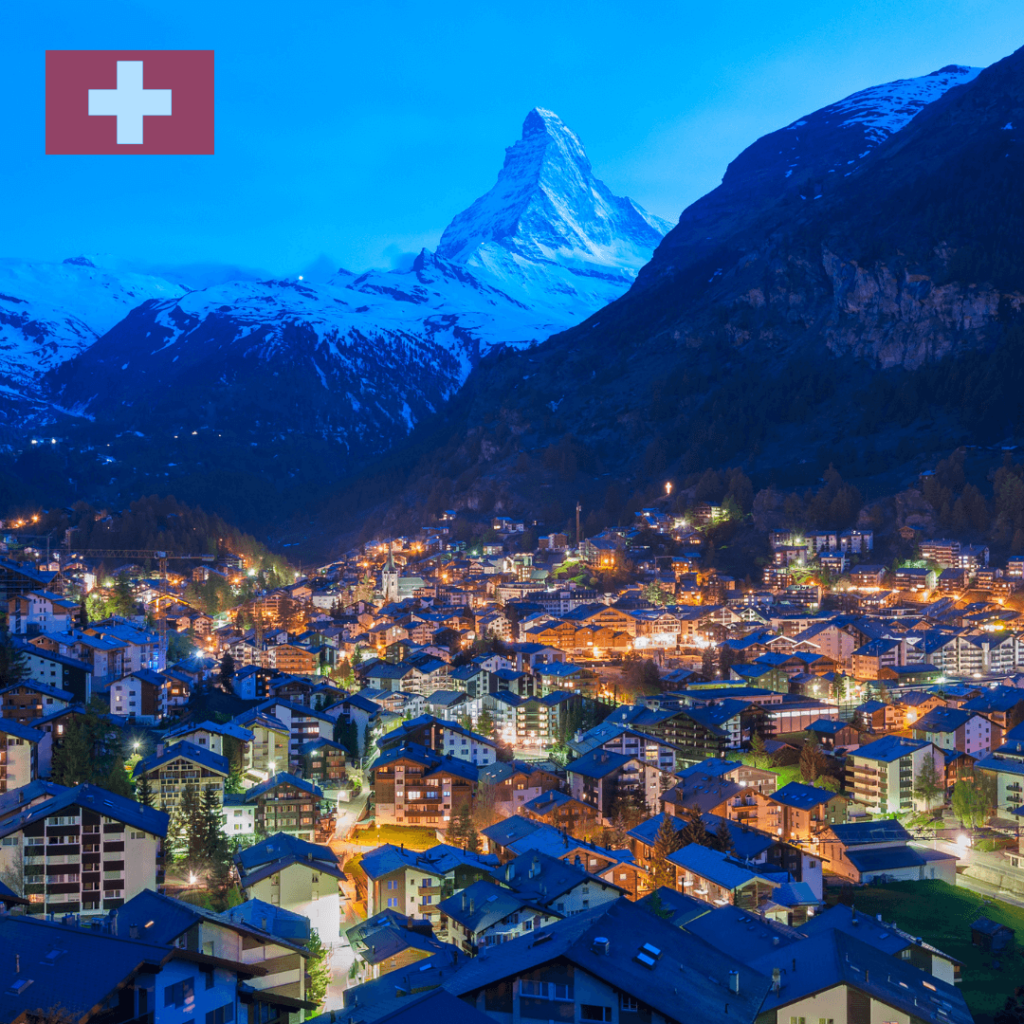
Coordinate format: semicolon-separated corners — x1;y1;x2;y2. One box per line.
436;108;671;319
0;257;184;391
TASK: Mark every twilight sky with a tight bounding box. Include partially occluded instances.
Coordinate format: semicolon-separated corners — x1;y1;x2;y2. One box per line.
2;0;1023;280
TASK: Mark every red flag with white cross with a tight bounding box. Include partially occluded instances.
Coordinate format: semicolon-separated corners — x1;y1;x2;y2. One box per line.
46;50;215;155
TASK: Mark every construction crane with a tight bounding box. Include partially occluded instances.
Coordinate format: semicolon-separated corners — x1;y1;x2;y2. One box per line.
66;548;216;656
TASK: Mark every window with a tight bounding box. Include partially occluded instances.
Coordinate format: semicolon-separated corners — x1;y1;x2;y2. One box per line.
205;1004;234;1024
164;978;195;1008
386;879;399;890
387;898;399;908
422;895;432;905
521;981;570;1000
203;969;215;990
580;1005;612;1022
621;995;639;1012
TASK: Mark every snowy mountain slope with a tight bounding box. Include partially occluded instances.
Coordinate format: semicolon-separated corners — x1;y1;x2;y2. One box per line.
45;250;558;448
641;65;981;288
41;108;667;446
437;108;672;320
0;256;184;391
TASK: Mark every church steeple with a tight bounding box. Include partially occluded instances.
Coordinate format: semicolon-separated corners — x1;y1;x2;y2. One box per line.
381;542;400;603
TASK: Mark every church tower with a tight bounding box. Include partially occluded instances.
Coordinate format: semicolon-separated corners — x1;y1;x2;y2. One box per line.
381;545;400;603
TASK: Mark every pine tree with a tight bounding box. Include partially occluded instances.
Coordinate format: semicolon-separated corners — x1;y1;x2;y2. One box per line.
650;815;683;888
799;738;825;782
102;760;134;799
136;774;154;807
445;811;463;847
678;805;710;848
51;715;93;786
223;738;245;795
178;783;204;860
305;929;331;1013
219;652;236;688
0;631;29;687
713;819;735;855
199;786;226;862
464;822;481;854
913;752;944;809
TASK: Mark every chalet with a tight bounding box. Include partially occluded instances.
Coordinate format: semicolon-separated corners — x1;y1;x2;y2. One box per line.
235;832;346;940
371;742;478;826
244;773;324;841
438;879;560;953
821;819;957;884
756;781;847;843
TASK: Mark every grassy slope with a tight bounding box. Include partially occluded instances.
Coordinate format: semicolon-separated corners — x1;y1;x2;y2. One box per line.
828;880;1024;1020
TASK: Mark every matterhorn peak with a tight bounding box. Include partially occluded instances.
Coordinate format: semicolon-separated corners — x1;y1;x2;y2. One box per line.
435;108;670;320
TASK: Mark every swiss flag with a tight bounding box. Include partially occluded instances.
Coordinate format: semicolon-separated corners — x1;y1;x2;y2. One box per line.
46;50;215;155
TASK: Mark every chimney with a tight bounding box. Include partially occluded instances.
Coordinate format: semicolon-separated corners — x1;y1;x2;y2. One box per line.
129;924;140;940
469;899;475;913
507;863;515;880
771;968;781;994
592;936;610;955
461;894;467;910
728;970;739;993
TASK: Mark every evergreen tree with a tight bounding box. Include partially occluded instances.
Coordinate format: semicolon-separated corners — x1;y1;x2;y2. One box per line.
678;805;710;848
464;822;481;854
219;652;236;688
799;738;826;782
913;752;944;809
102;760;134;799
136;774;154;808
223;738;245;795
50;715;94;786
0;631;29;687
304;929;331;1014
650;815;683;888
477;710;495;739
747;733;774;770
445;809;464;847
199;786;227;862
713;819;735;855
178;783;205;860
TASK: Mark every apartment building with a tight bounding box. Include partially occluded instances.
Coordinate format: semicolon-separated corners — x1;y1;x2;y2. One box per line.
846;735;945;815
0;784;167;916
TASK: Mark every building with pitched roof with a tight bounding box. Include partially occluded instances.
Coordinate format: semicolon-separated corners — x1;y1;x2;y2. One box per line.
821;820;958;884
371;742;478;826
360;843;498;921
235;832;346;940
0;783;168;916
437;879;561;953
132;740;229;820
244;773;324;841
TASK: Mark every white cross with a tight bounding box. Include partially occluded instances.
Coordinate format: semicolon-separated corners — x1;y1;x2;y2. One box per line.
88;60;172;145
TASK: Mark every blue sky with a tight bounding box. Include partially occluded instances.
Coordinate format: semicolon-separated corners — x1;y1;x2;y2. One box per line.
2;0;1023;279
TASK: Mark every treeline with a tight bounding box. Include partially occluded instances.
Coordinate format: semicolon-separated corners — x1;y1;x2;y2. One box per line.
16;496;294;577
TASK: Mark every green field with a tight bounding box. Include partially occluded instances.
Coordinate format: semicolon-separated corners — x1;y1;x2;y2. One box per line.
828;880;1024;1021
348;824;439;850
